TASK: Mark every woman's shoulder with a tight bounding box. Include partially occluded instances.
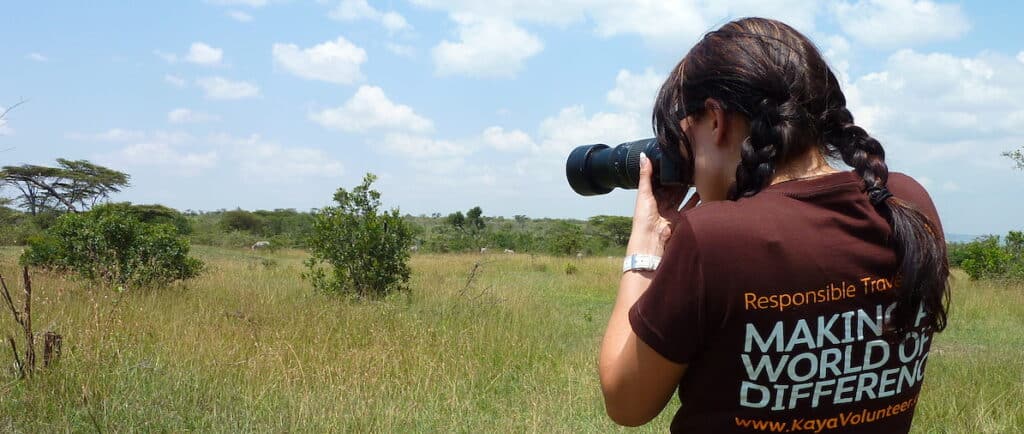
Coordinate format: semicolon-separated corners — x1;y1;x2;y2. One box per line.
888;171;944;233
676;197;774;249
888;172;931;202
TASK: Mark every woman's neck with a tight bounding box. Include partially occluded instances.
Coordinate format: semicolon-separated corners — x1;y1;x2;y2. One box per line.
770;148;838;185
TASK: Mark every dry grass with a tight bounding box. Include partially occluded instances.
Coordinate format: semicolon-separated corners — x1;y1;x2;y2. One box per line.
0;247;1020;432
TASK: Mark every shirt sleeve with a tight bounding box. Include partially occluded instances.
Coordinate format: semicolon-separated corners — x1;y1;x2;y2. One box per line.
628;216;705;364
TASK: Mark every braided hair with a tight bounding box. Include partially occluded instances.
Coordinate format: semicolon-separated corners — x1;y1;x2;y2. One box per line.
653;17;949;334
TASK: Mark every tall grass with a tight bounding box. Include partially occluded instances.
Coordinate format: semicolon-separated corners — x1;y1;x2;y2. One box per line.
0;247;1020;432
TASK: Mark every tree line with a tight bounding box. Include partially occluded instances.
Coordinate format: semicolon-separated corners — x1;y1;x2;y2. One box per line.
2;157;1023;296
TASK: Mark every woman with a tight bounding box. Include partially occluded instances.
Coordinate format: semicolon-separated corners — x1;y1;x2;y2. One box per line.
598;18;949;433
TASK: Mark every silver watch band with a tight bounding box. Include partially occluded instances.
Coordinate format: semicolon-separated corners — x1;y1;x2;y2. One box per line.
622;254;662;273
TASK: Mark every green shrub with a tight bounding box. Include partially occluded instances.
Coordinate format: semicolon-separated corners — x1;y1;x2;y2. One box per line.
220;209;264;233
303;173;414;297
545;221;584;256
121;203;193;235
564;262;578;275
21;204;203;289
955;235;1013;280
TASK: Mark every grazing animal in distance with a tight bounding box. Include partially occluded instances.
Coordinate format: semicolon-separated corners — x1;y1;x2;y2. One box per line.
251;241;271;250
480;247;488;254
504;249;515;255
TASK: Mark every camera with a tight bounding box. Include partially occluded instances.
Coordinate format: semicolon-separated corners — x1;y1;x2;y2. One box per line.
565;138;692;196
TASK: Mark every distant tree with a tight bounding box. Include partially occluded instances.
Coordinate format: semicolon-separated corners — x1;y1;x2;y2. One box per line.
303;173;414;297
220;209;264;233
1007;231;1024;260
446;211;465;229
588;215;633;247
1004;146;1023;170
546;221;585;256
1;159;129;215
466;206;485;231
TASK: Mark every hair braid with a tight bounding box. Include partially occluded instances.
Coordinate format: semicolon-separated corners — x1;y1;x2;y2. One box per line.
825;105;950;334
732;97;815;199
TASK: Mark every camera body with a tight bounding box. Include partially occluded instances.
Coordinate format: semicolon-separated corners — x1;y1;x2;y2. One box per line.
565;138;692;196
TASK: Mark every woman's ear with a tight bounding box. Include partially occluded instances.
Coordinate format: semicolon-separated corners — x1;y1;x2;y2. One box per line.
705;98;729;148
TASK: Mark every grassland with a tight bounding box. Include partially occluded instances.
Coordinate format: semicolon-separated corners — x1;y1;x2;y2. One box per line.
0;246;1021;433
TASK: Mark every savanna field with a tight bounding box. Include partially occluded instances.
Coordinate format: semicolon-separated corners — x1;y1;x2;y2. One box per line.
1;246;1022;433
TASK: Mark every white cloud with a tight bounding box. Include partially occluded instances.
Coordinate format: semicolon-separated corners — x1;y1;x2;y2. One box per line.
227;10;253;21
185;42;223;65
833;0;970;48
1017;51;1024;64
432;13;542;78
164;74;187;88
212;133;345;180
586;1;708;47
703;0;820;35
272;37;366;84
380;133;471;159
385;43;415;58
821;35;853;81
848;49;1024;145
196;76;260;99
329;0;411;32
154;50;178;63
380;12;410;32
408;0;586;25
67;128;146;142
0;119;10;136
310;85;433;133
26;52;48;62
67;129;195;145
412;0;819;47
539;105;646;155
168;108;219;124
481;126;536;152
606;68;663;114
833;46;1024;205
99;143;218;177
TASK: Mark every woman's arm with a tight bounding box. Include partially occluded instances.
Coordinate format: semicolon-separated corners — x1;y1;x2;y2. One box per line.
599;270;687;426
598;153;699;426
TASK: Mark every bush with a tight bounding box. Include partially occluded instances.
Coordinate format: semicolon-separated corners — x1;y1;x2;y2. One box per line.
545;221;585;256
950;235;1017;280
122;203;193;235
221;209;264;233
21;204;204;289
303;173;414;297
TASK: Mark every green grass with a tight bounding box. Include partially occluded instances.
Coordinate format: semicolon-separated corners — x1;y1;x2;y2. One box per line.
0;247;1021;432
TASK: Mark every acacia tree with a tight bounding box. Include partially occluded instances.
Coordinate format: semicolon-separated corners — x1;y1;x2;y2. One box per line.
466;206;485;232
1;159;129;215
588;215;632;247
1005;146;1024;170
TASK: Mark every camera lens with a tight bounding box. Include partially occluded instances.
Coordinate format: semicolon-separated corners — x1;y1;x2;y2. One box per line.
565;138;660;196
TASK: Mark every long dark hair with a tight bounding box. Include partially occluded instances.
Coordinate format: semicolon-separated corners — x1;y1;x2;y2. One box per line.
653;17;949;334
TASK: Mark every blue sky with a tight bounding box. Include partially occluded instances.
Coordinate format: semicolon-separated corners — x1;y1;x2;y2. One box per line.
2;0;1023;235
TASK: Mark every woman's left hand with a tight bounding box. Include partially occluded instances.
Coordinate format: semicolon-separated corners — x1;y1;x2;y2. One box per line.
627;152;699;256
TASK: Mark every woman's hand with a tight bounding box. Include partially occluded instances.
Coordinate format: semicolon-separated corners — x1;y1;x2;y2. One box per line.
627;152;700;256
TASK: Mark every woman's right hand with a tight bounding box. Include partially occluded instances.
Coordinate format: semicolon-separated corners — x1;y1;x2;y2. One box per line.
626;152;700;257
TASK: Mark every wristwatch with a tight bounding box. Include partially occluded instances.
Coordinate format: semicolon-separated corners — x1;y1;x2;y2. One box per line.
622;254;662;273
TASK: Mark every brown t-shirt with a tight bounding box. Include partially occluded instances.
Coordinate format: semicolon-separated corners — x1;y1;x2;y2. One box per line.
629;171;943;433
